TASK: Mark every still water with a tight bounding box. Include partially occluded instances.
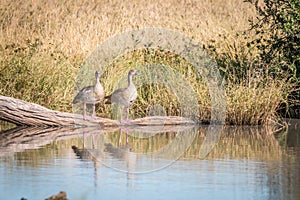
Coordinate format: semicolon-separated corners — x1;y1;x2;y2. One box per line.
0;120;299;200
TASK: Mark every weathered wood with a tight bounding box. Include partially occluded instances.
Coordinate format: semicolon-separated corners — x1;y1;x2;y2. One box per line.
45;191;67;200
0;95;195;127
0;95;117;127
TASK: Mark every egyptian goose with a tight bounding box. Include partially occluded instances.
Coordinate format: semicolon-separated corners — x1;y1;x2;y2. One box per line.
73;71;105;120
105;69;138;122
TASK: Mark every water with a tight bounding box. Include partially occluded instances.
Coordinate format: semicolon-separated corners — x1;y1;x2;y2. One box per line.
0;120;299;200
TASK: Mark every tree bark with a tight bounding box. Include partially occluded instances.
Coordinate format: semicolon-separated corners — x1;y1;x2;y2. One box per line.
0;95;195;127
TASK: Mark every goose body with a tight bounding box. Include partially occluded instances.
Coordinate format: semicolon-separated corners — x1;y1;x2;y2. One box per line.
105;69;138;122
73;71;105;120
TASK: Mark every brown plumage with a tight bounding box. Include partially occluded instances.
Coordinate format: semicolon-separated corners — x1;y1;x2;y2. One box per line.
105;69;138;122
73;71;105;120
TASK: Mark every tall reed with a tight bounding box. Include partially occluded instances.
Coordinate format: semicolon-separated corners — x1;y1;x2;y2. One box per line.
0;0;294;125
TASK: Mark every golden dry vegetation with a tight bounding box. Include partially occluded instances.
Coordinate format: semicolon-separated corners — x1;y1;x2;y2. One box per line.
0;0;291;125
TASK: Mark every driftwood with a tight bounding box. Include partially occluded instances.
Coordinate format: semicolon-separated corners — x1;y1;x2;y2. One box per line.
45;191;67;200
0;95;195;127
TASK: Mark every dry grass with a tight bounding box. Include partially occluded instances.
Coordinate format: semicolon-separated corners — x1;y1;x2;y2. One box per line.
97;49;211;121
0;0;255;58
0;0;292;125
226;75;290;125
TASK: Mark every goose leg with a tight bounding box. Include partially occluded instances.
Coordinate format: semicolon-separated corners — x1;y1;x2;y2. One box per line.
91;103;96;119
119;107;123;122
118;129;128;146
118;129;122;146
126;130;128;144
83;103;87;120
125;106;130;121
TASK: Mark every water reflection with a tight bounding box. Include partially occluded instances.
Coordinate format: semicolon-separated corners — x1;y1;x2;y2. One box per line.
0;121;299;200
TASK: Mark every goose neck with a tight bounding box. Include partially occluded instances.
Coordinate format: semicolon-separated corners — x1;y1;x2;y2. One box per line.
95;74;100;83
128;73;133;86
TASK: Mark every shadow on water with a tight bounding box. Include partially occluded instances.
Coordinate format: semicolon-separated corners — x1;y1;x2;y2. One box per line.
0;120;299;199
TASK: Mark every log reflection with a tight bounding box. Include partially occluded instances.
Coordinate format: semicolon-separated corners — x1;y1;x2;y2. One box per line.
0;124;286;162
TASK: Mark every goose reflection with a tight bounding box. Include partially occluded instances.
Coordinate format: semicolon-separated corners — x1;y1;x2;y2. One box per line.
72;132;96;160
71;132;100;187
104;128;137;176
104;129;132;155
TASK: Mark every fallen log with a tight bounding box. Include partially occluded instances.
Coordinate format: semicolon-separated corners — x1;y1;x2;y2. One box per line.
0;95;117;127
0;95;195;127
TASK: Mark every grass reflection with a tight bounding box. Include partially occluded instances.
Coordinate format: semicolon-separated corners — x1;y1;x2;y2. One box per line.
1;125;290;167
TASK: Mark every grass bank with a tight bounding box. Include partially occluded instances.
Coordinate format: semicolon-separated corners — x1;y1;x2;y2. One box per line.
0;0;296;125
